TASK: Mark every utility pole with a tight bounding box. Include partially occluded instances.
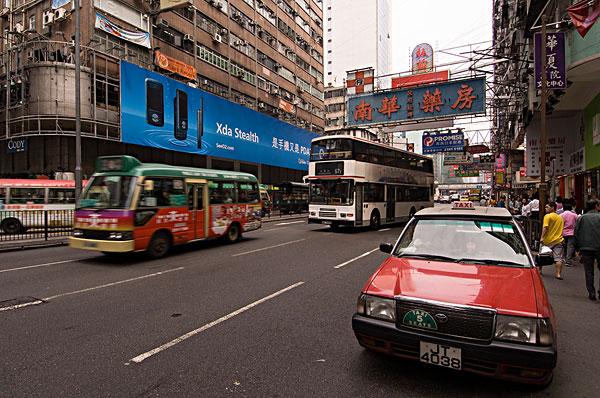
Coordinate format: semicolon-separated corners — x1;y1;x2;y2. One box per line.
539;14;548;227
74;0;82;202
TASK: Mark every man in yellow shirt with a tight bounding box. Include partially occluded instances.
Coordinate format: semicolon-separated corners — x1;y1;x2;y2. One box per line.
540;202;565;279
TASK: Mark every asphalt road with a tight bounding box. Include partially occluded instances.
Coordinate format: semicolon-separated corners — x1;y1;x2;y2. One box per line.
1;221;599;397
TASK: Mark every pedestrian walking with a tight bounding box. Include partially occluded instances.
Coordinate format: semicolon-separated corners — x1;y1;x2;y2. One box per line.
497;196;505;208
479;197;487;207
528;192;540;221
574;199;600;301
540;201;565;280
560;202;578;267
556;196;564;214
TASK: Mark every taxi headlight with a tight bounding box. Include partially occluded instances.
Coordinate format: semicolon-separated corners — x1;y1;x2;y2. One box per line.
495;316;553;345
357;294;396;322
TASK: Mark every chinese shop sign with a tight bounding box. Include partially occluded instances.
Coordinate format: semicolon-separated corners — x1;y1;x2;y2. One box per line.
412;43;434;73
422;130;465;155
534;32;566;90
347;77;485;127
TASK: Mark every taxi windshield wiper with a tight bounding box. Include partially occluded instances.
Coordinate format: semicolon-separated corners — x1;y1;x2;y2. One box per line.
397;253;458;262
456;258;528;267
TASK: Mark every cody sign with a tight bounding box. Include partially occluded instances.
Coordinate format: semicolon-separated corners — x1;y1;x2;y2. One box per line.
6;138;27;154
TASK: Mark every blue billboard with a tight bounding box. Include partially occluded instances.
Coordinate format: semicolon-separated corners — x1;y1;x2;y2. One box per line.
422;130;465;154
346;77;486;127
120;61;318;170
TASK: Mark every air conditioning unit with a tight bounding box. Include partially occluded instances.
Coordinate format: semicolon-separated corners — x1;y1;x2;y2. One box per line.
201;79;209;85
54;8;68;21
14;23;24;33
270;87;280;95
43;10;55;26
213;32;222;43
158;19;169;28
235;70;245;78
183;34;194;42
258;102;266;109
296;86;304;93
232;12;242;21
273;62;281;70
220;28;228;35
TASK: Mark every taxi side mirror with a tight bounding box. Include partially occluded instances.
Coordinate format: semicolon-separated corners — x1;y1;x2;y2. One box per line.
535;254;554;267
380;243;393;254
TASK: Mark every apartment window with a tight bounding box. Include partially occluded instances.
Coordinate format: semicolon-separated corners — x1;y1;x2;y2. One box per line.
28;15;36;31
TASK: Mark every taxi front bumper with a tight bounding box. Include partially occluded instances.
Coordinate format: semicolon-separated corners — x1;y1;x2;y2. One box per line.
352;314;556;385
69;237;135;252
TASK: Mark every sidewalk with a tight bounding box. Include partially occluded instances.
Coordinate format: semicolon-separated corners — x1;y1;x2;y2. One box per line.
0;212;308;252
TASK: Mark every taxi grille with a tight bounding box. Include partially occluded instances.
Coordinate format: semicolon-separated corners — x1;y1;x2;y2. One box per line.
396;298;496;342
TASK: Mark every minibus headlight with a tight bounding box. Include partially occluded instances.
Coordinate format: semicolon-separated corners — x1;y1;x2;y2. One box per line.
73;229;83;237
108;231;133;240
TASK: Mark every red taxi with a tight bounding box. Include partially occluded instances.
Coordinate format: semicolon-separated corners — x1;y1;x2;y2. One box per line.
352;202;557;385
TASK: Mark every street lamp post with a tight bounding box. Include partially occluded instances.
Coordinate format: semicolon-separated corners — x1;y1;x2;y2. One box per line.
74;0;82;202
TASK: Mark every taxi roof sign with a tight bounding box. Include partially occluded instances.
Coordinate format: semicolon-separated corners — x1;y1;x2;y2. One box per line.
452;201;475;210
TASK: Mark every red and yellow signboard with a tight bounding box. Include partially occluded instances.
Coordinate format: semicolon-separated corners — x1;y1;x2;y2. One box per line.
154;50;197;81
392;70;449;89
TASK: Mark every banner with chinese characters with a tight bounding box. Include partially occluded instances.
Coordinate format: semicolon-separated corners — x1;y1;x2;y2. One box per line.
412;43;434;73
154;50;197;80
392;70;448;89
95;12;151;49
422;130;464;155
534;32;566;90
346;77;485;127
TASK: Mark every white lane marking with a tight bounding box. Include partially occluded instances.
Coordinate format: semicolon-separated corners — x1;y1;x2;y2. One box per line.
0;259;85;274
334;248;379;269
261;227;288;232
274;220;306;226
378;228;391;232
0;300;44;312
232;239;306;257
43;267;185;301
128;281;305;364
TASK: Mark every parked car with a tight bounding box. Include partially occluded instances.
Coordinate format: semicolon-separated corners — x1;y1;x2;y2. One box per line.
352;202;557;386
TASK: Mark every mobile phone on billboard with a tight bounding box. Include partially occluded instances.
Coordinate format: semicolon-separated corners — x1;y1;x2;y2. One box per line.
174;89;188;140
145;79;164;127
197;97;204;149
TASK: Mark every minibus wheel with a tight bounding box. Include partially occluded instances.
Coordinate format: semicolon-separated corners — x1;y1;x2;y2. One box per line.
147;231;171;259
225;223;241;243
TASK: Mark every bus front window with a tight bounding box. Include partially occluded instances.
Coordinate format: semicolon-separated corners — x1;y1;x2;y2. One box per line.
79;176;136;209
310;180;353;205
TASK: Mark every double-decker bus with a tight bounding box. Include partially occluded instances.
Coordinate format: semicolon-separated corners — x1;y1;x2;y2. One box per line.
0;179;78;234
307;131;434;230
69;156;262;258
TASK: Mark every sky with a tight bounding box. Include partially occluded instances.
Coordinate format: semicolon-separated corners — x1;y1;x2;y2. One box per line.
390;0;494;150
391;0;493;73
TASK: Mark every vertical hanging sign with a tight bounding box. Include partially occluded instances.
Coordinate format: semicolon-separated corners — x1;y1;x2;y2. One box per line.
412;43;434;73
534;32;566;90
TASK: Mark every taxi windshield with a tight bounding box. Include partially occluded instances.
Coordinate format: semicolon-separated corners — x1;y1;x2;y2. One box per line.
393;219;530;267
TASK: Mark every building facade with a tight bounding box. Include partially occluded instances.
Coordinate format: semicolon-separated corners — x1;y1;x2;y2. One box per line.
323;0;392;87
0;0;326;184
492;0;600;206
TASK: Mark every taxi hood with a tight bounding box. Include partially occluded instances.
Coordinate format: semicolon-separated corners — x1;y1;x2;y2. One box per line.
364;257;539;317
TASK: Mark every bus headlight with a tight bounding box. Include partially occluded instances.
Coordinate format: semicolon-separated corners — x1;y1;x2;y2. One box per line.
357;294;396;322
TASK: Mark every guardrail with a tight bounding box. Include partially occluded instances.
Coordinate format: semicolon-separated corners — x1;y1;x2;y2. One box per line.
0;210;74;242
516;216;541;251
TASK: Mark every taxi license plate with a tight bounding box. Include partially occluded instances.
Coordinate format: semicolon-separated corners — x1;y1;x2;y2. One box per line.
83;242;98;248
419;342;461;370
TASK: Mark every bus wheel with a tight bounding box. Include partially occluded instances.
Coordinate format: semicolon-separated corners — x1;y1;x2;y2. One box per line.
369;211;381;230
1;218;24;234
147;231;171;259
409;207;416;219
225;223;241;243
